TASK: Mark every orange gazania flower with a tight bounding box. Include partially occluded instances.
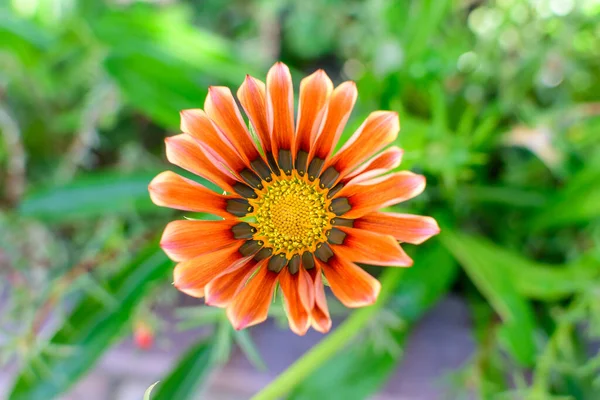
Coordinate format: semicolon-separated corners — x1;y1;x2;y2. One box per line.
149;62;440;335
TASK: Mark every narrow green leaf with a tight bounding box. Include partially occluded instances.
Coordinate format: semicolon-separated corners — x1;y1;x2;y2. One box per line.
531;153;600;229
440;230;537;366
18;171;161;220
9;244;171;400
152;338;214;400
233;329;267;371
289;243;458;400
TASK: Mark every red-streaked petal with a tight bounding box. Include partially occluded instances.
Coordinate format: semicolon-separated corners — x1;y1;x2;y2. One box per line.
333;226;413;267
205;86;262;163
180;109;248;173
238;75;271;153
355;212;440;245
294;70;333;155
307;265;331;333
280;269;311;336
311;82;357;161
173;242;248;293
226;261;278;330
328;111;399;178
266;62;295;159
165;134;238;193
343;146;404;184
318;255;381;308
336;172;426;219
148;171;234;218
160;219;238;262
205;260;259;307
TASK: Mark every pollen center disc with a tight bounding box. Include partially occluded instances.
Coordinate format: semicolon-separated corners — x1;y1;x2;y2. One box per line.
248;172;335;257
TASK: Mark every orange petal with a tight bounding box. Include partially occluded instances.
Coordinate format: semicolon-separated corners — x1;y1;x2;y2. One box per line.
180;109;248;174
354;212;441;245
160;219;238;262
165;134;238;193
307;265;332;333
336;172;426;219
238;75;271;153
148;171;234;218
266;62;295;159
311;81;357;161
328;111;399;178
294;70;333;156
173;242;249;294
343;146;403;184
226;261;278;330
179;286;205;299
318;255;381;308
279;269;312;336
205;259;260;307
332;226;413;267
205;86;262;164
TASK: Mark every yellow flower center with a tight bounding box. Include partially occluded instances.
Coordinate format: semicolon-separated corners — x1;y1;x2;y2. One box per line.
248;172;334;257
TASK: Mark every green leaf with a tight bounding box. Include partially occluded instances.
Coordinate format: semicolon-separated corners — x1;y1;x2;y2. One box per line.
93;4;250;128
18;171;161;221
104;49;208;128
0;11;50;63
152;338;214;400
440;230;537;366
8;244;171;400
289;243;458;400
531;153;600;229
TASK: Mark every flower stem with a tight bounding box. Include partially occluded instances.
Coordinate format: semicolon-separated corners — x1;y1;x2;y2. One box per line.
251;268;404;400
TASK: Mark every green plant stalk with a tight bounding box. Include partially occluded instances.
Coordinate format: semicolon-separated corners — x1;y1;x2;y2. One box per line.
251;268;404;400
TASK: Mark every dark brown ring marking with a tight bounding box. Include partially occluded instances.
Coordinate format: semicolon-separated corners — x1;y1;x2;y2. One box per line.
327;228;347;245
295;150;309;175
240;168;263;189
250;158;272;181
331;217;354;227
233;182;257;199
239;239;263;256
302;251;315;270
288;254;301;274
268;253;288;273
254;247;273;261
266;153;281;176
330;197;351;216
319;166;339;189
327;182;344;199
232;222;256;239
226;199;253;217
307;157;325;181
278;149;293;175
314;242;334;262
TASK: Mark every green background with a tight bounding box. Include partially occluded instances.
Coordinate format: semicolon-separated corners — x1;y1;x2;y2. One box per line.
1;0;600;398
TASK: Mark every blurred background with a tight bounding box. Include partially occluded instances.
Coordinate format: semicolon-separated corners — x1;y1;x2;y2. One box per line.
1;0;600;399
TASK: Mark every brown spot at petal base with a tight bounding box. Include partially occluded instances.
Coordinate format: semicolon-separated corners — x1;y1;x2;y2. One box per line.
226;199;253;217
302;251;315;270
268;253;288;273
315;242;334;262
288;254;301;274
330;197;351;215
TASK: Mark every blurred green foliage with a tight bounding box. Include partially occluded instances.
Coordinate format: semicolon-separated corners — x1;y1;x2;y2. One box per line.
1;0;600;399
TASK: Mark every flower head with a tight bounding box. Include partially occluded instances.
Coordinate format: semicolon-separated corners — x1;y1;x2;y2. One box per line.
149;62;440;335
